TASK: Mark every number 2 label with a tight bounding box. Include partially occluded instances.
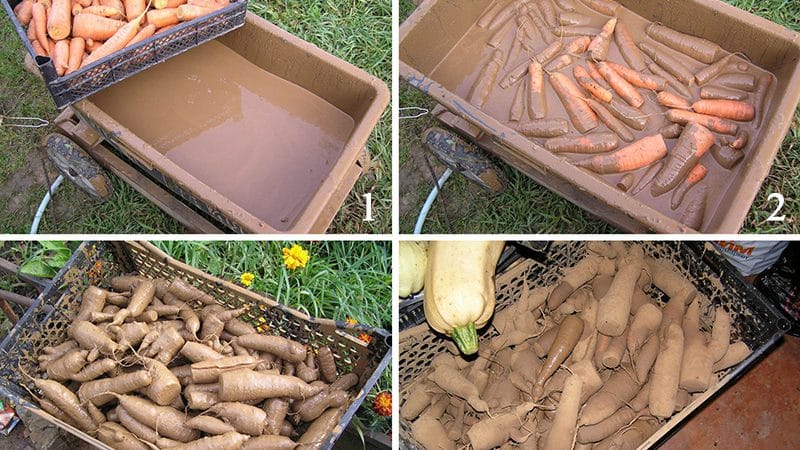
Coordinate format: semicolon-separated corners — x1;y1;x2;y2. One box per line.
767;193;786;222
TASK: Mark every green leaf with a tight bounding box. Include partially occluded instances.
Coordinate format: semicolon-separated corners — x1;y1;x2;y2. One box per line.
19;259;57;278
39;241;69;252
45;252;70;270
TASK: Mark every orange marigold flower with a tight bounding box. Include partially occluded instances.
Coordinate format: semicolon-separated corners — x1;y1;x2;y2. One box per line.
372;391;391;417
358;333;373;344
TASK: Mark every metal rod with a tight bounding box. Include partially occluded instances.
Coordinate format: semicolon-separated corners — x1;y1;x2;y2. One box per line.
0;257;50;291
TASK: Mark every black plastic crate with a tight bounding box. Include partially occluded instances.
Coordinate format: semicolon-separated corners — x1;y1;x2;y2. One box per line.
2;0;246;109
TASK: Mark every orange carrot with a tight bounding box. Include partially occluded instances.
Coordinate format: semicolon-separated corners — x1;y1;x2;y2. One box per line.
31;2;49;55
551;25;599;37
639;42;694;85
81;5;124;18
67;36;85;74
695;54;735;86
614;21;646;71
715;73;756;92
606;61;666;91
32;39;48;56
155;0;187;9
155;23;177;33
584;97;635;143
587;17;616;61
510;118;570;138
648;62;692;97
587;61;611;89
528;61;546;120
545;54;575;72
565;36;591;55
671;164;707;210
550;72;599;133
99;0;124;14
657;91;691;110
86;38;104;51
574;65;612;103
72;1;83;16
699;86;747;101
188;0;224;7
651;123;715;196
646;23;721;64
607;98;647;130
691;99;754;122
176;4;216;20
47;38;56;57
535;40;563;64
529;7;555;45
15;0;35;26
27;15;38;42
146;8;179;28
576;134;667;174
47;0;72;40
52;39;70;75
752;73;772;128
597;61;643;108
545;132;619;154
510;80;526;122
82;8;145;67
72;14;125;40
580;0;619;16
666;109;739;135
78;0;91;5
125;23;155;47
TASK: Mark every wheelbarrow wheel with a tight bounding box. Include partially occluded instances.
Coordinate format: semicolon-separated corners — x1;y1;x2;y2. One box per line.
422;127;506;194
44;133;114;202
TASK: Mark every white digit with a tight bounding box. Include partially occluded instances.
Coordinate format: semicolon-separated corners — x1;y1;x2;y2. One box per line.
363;193;374;222
767;193;786;222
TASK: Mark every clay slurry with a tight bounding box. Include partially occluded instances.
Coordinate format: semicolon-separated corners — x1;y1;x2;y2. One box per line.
90;40;355;230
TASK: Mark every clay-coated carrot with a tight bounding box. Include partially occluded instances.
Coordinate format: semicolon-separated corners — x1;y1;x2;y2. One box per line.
694;53;734;86
584;97;635;143
31;2;49;55
630;161;664;195
176;4;215;20
82;9;145;67
72;14;125;40
574;65;612;103
510;118;570;138
553;0;576;10
576;134;667;174
587;17;616;61
711;144;744;170
607;61;667;91
487;14;515;48
15;0;35;26
579;0;619;16
47;0;71;40
752;73;772;128
146;8;180;28
587;61;610;89
680;185;707;230
597;61;643;108
52;39;69;75
614;21;646;71
666;109;739;135
646;23;721;64
671;164;707;210
639;42;694;85
545;54;575;72
477;0;508;28
528;61;546;119
470;50;504;107
558;11;590;26
658;123;683;139
510;80;526;122
535;40;562;64
648;62;692;97
607;98;647;130
125;23;155;47
488;0;525;30
545;132;619;154
550;72;599;133
715;73;756;92
551;25;599;37
700;85;748;101
724;129;749;150
652;122;715;197
617;173;635;192
565;36;591;55
691;99;754;121
529;9;556;44
657;91;691;110
537;0;558;28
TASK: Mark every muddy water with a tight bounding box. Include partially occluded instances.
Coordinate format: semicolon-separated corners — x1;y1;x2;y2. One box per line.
90;41;355;231
428;1;776;231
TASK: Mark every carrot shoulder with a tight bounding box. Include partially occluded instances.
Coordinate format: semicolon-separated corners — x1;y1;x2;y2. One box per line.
597;61;644;108
576;134;667;174
550;72;599;134
47;0;71;40
691;99;755;121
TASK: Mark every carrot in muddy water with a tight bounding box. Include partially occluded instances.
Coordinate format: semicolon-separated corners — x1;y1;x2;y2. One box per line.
15;0;35;26
753;73;772;128
72;14;125;41
545;132;619;154
574;65;612;103
47;0;71;40
505;17;531;67
565;36;591;55
680;185;707;230
554;0;576;10
658;123;684;139
535;40;563;64
546;54;575;72
711;143;744;170
615;21;647;72
510;118;570;138
584;97;635;143
52;39;69;75
32;3;49;55
671;164;707;209
146;8;180;28
487;15;515;48
723;129;749;150
488;0;525;30
639;42;695;86
666;109;739;135
537;0;558;28
579;0;619;16
700;85;748;101
630;161;664;195
470;50;504;107
551;25;599;37
550;72;599;133
607;98;647;130
646;23;721;64
477;0;508;28
695;53;735;86
692;99;754;121
82;9;145;67
126;23;155;47
510;80;526;122
587;61;611;89
528;61;546;119
607;61;667;91
657;91;691;110
576;134;667;174
651;122;714;197
529;9;556;44
559;11;590;26
596;61;644;108
715;73;756;92
587;17;616;61
648;62;692;97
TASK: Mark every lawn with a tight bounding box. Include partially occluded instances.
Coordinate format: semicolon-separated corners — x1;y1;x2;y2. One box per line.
0;0;391;234
399;0;800;234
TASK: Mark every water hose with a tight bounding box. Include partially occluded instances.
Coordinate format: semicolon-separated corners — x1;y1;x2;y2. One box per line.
30;175;64;235
413;168;453;234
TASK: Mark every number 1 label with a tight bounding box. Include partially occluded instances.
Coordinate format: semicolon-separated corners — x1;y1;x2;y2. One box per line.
363;193;374;222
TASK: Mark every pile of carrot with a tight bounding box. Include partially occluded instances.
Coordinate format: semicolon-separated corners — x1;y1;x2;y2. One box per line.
13;0;230;76
402;242;752;450
467;0;774;229
27;275;358;449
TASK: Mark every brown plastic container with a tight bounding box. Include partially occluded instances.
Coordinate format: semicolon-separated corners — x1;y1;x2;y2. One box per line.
74;12;389;234
400;0;800;233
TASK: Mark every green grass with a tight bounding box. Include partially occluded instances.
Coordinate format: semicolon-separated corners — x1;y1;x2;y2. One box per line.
399;0;800;234
0;1;390;234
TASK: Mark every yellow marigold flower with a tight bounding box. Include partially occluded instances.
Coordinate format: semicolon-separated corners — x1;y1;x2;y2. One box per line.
282;244;310;270
240;272;255;287
345;317;358;325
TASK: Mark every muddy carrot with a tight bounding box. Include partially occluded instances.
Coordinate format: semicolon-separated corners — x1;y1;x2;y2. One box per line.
680;186;707;230
126;23;155;47
82;9;146;67
723;129;749;150
72;14;126;41
615;21;647;72
47;0;71;40
587;61;611;89
510;118;570;138
587;17;616;61
510;80;527;122
469;49;504;107
648;62;692;97
529;9;555;44
545;132;619;154
607;98;647;130
553;0;576;10
15;0;35;26
558;11;590;26
694;53;735;86
700;86;748;101
31;2;49;55
537;0;558;28
711;144;744;170
576;134;668;174
666;109;739;135
597;61;644;108
551;26;599;37
657;91;691;110
66;37;84;74
550;72;599;133
505;17;529;67
671;164;708;210
477;0;509;28
752;73;772;128
584;97;635;143
607;61;667;91
528;61;546;119
646;24;721;64
574;65;612;103
565;36;591;55
488;15;515;48
691;99;754;121
715;73;756;92
651;123;715;196
639;42;694;86
658;123;683;139
176;4;215;20
546;54;575;72
535;40;562;64
630;161;664;195
147;8;180;28
579;0;619;16
52;39;69;75
489;0;525;30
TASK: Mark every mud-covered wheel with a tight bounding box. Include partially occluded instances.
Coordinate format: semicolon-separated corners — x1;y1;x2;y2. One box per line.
422;127;506;194
44;133;113;202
